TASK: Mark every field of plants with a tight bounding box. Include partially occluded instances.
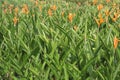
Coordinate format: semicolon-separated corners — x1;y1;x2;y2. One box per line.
0;0;120;80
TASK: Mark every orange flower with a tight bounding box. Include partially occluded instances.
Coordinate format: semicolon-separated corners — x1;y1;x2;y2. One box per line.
95;13;104;27
93;0;97;5
48;9;52;16
106;0;110;3
35;0;38;6
99;16;104;24
112;18;117;22
99;18;104;24
114;12;118;18
68;13;75;22
22;4;29;14
114;36;120;49
13;16;18;26
14;7;19;15
51;5;57;11
97;4;103;11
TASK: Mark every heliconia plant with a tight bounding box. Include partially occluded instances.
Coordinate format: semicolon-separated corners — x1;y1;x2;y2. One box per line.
0;0;120;80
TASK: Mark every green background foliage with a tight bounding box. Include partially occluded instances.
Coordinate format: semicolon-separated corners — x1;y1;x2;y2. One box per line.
0;0;120;80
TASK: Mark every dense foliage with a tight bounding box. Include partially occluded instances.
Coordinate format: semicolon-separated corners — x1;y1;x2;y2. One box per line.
0;0;120;80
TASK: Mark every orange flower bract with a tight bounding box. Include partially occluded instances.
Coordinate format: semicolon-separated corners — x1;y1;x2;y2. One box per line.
113;36;120;49
68;13;75;22
22;4;29;14
13;16;18;26
35;0;38;6
95;13;104;27
14;7;19;15
93;0;97;5
48;9;52;16
106;0;110;3
51;5;57;11
99;17;104;24
97;4;103;11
